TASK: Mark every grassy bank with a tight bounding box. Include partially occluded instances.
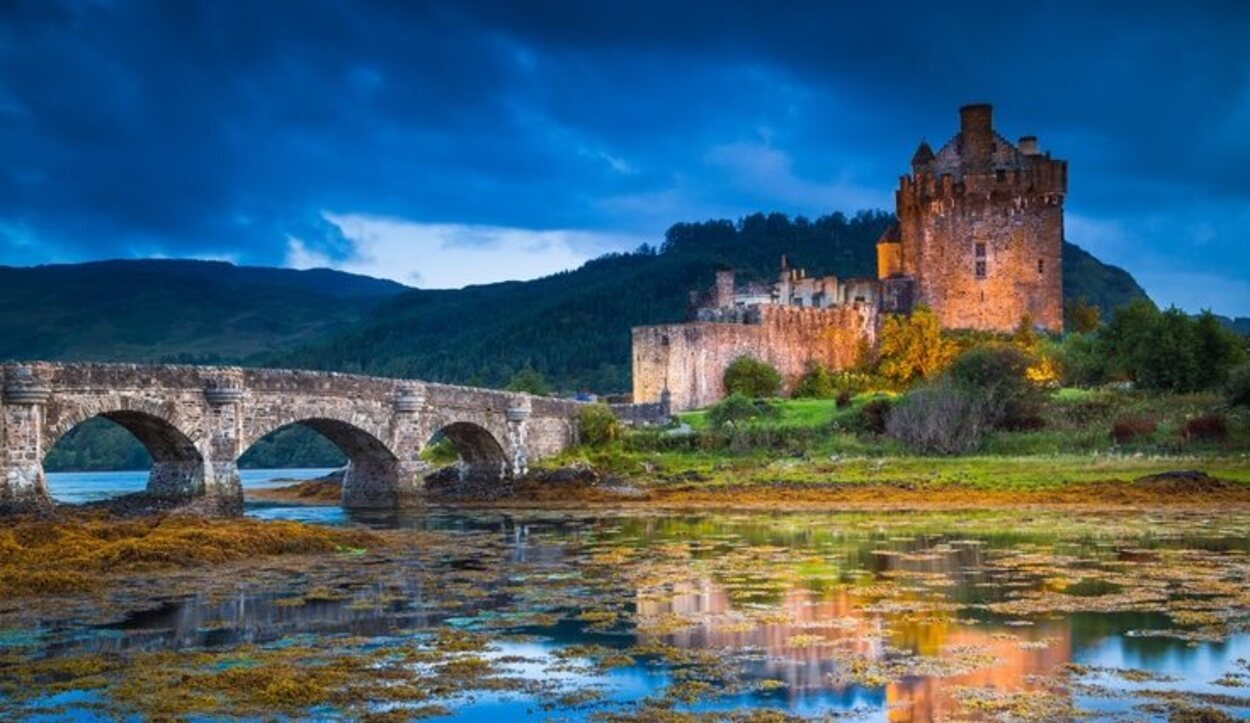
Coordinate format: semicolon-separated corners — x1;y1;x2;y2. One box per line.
538;389;1250;500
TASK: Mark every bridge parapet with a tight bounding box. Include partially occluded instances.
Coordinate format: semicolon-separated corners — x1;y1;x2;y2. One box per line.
0;362;588;514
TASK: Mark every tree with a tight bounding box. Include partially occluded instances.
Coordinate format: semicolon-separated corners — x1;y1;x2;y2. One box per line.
707;393;777;428
946;345;1043;429
1064;297;1101;334
723;356;782;398
792;362;837;399
505;367;550;395
876;306;955;387
578;403;621;447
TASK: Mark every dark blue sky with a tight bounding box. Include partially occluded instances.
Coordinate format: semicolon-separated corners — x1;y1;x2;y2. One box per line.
2;1;1248;312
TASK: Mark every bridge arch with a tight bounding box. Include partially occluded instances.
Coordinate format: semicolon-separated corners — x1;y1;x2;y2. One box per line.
242;414;408;508
43;403;206;501
421;416;515;492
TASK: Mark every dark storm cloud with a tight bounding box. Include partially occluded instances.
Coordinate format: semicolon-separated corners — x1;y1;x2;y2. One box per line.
0;0;1247;310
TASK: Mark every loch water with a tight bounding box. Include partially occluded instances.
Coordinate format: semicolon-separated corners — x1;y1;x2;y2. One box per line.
7;471;1250;721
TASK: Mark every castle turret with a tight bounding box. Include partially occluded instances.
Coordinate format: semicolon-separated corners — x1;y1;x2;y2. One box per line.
893;104;1066;332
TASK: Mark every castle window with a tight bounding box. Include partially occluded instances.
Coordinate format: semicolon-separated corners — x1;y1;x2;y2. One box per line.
975;242;986;258
995;169;1006;182
1037;259;1044;274
975;260;987;279
660;335;669;347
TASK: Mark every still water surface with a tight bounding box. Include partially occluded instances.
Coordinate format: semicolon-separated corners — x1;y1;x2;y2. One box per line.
10;471;1250;721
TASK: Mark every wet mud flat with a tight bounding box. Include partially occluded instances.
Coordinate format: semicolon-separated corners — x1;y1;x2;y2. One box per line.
3;507;1250;720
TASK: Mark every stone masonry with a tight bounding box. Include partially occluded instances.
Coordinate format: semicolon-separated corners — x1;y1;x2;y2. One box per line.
0;362;584;514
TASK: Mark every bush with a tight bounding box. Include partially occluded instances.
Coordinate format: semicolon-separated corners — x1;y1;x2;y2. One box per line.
1228;364;1250;407
1111;415;1158;445
723;356;782;398
835;390;853;409
792;362;836;399
1180;413;1229;443
885;380;987;455
876;306;956;387
578;403;621;447
707;393;777;429
946;345;1044;430
856;398;893;435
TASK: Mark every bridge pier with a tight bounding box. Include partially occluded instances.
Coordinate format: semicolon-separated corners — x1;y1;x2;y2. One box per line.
0;368;54;513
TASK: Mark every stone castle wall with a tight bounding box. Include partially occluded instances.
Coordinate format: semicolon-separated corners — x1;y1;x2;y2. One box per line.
633;305;875;411
897;175;1065;332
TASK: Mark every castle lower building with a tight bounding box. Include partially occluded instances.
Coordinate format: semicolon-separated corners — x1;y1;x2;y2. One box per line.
632;104;1067;411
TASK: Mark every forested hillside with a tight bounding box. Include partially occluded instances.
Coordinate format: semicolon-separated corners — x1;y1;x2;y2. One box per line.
269;211;1148;392
0;260;406;363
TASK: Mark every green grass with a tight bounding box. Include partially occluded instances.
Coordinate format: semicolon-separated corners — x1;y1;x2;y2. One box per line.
550;388;1250;492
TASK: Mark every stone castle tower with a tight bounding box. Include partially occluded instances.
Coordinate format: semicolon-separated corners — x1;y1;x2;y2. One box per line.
876;104;1066;332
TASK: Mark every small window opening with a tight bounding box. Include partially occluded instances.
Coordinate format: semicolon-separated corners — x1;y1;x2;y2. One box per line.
975;260;987;279
975;242;986;257
660;335;670;347
1037;258;1045;274
995;169;1006;182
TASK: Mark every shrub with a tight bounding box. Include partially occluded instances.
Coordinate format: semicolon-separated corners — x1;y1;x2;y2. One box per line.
792;362;836;399
835;390;853;408
707;393;777;429
1180;413;1229;443
885;380;987;455
578;403;621;447
1228;364;1250;407
856;398;893;435
1111;415;1157;445
945;345;1044;430
723;356;782;398
876;306;956;387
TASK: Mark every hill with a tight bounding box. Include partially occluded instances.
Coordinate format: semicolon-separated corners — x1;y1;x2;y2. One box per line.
0;213;1151;394
267;211;1150;392
0;259;407;363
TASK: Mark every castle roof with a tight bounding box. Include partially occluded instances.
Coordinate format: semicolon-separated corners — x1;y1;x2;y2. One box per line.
877;222;901;245
925;130;1036;180
911;141;935;167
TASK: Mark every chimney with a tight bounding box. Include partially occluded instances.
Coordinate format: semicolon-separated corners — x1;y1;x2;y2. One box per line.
959;103;994;174
1018;135;1039;155
714;269;735;308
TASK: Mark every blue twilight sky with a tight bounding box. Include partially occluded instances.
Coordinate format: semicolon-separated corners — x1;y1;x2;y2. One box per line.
1;1;1248;313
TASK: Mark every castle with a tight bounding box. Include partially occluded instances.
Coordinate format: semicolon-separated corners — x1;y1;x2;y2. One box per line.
632;104;1067;411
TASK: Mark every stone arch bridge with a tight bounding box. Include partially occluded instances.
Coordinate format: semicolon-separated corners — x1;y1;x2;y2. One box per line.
0;363;586;514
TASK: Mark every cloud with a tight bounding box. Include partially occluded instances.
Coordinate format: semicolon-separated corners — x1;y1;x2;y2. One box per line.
286;213;649;288
0;1;1246;313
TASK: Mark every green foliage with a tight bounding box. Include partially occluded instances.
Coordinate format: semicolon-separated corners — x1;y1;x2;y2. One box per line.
1064;297;1102;334
44;418;152;472
1228;365;1250;407
1053;332;1110;387
505;367;550;395
420;437;460;465
238;425;347;469
856;398;894;435
875;306;955;386
706;394;778;429
945;345;1044;430
45;418;348;472
723;356;782;398
577;403;621;447
791;362;837;399
1100;301;1244;392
